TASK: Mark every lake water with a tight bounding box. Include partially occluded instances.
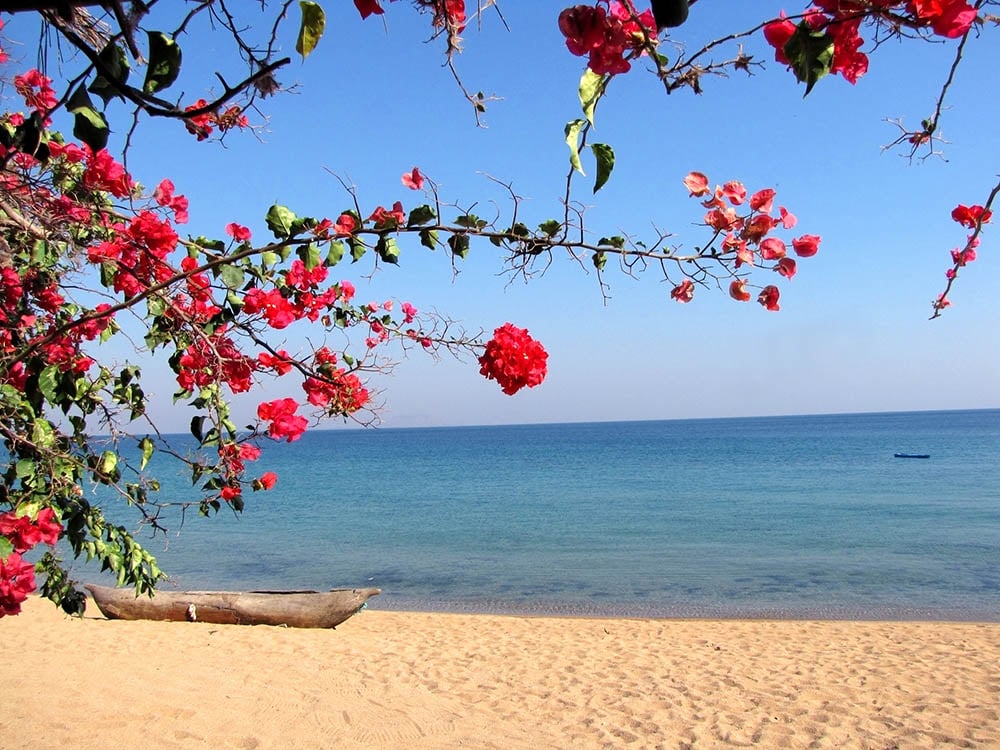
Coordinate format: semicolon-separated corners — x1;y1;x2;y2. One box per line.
78;409;1000;620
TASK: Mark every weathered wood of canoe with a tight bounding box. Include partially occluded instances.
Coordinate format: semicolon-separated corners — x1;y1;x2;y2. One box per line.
84;584;380;628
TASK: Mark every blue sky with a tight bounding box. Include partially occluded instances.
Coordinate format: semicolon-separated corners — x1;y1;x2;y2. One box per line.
5;2;999;430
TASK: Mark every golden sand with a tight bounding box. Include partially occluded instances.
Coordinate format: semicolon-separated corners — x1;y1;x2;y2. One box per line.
2;596;998;748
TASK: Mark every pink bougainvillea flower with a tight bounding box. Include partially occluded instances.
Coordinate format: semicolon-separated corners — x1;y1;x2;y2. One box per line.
333;213;358;236
401;167;425;190
478;323;548;396
721;180;747;206
257;350;293;375
257;398;308;442
729;279;751;302
792;234;821;258
951;204;992;229
779;206;797;229
760;237;787;260
368;202;406;230
749;188;776;213
153;179;189;224
0;508;62;552
758;285;781;311
911;0;977;38
670;278;695;303
258;472;278;490
763;12;796;64
683;171;711;197
354;0;385;19
226;222;252;242
0;551;37;617
776;257;797;279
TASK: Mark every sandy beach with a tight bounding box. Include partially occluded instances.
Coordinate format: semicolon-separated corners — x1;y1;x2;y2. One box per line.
3;596;999;749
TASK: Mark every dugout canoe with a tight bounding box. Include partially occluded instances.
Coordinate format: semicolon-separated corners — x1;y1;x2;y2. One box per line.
85;584;380;628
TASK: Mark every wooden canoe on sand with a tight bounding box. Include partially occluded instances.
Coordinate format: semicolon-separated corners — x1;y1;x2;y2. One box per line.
85;584;380;628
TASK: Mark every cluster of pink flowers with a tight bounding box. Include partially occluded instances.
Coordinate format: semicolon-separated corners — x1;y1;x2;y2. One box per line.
934;203;993;312
764;0;976;89
478;323;549;395
680;171;822;311
0;508;62;616
558;1;657;75
355;0;467;31
184;99;249;141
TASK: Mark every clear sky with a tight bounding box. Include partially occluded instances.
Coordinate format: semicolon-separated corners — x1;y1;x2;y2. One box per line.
5;2;999;431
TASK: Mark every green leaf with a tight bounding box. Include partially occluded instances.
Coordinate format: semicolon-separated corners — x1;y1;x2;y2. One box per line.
579;68;603;126
455;214;487;230
599;235;626;249
448;234;470;259
297;242;322;270
407;204;436;227
591;143;615;193
565;119;586;175
190;416;205;444
296;1;326;59
260;251;281;266
38;365;59;404
15;458;35;479
325;241;345;266
376;236;400;264
143;32;182;94
265;204;297;238
138;437;154;471
420;228;438;250
0;536;13;559
350;238;367;262
67;86;109;152
592;251;608;271
100;450;117;476
89;43;130;105
538;219;561;237
784;22;834;97
219;264;245;289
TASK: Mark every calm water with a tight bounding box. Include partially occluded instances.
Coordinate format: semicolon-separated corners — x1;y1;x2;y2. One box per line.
80;409;1000;620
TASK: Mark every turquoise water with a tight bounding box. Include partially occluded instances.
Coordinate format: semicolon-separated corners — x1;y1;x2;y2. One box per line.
81;409;1000;620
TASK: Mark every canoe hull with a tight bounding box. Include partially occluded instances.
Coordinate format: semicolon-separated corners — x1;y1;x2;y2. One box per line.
85;584;380;628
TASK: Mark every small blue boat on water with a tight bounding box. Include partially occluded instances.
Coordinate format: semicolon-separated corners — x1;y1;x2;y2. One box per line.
894;452;931;459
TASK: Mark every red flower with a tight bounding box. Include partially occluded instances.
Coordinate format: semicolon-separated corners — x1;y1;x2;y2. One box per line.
951;204;992;229
153;179;189;224
226;222;252;242
368;202;406;230
776;257;797;279
670;278;695;303
258;349;294;375
721;181;746;206
750;188;776;213
758;285;781;311
334;213;358;236
0;508;62;553
258;472;278;490
401;167;425;190
558;1;656;75
792;234;821;258
760;237;787;260
478;323;548;396
683;171;711;197
257;398;308;442
729;279;751;302
355;0;385;19
763;13;796;64
910;0;977;37
0;551;36;617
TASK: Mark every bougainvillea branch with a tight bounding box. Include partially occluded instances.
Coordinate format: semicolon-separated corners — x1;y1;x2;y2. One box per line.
0;0;994;617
